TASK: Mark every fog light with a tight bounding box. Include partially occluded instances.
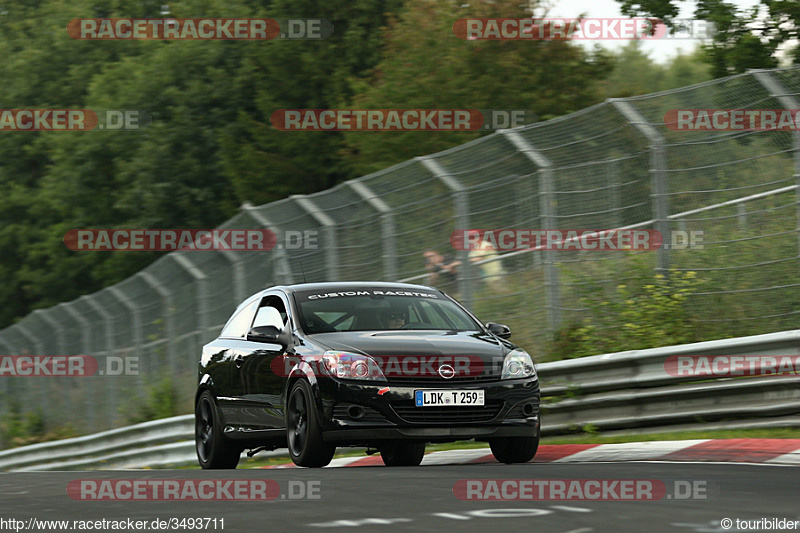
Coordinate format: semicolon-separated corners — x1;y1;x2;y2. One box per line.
347;405;365;419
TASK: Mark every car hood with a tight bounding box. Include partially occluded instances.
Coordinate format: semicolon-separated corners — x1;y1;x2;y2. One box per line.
307;330;513;361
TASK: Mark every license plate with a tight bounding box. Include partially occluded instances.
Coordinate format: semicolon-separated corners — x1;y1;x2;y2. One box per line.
414;390;484;407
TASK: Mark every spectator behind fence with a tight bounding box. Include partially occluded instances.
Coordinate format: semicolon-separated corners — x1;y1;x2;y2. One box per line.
423;249;460;294
468;231;506;291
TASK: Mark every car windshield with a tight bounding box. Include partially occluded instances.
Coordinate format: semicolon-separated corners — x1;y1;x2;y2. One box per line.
293;287;481;333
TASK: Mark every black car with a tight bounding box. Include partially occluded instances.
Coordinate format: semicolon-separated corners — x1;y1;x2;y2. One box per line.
195;282;540;468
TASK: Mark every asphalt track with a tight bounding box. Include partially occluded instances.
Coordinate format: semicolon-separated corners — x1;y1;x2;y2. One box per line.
1;462;797;532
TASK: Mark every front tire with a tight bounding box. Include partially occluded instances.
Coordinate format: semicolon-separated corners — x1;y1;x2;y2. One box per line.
286;380;335;468
489;436;539;464
380;441;426;466
195;390;241;469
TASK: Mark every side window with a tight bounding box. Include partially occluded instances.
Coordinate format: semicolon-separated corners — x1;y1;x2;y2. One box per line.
252;295;287;329
220;300;258;338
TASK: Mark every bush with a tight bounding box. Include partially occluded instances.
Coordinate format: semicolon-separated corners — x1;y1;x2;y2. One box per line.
120;375;180;425
0;400;77;448
548;269;705;359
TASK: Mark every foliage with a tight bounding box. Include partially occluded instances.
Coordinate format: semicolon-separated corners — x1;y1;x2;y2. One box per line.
548;266;706;360
120;375;180;424
343;0;615;176
0;399;77;448
601;43;713;98
0;0;740;332
616;0;800;75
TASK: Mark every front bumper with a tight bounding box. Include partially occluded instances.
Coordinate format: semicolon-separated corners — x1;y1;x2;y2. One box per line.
315;376;540;444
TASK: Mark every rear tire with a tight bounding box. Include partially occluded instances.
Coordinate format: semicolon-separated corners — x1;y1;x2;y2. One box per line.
380;441;426;466
489;436;539;464
286;380;336;468
195;391;241;469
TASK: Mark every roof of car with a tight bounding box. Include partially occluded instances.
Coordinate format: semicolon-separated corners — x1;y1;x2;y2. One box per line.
274;281;438;293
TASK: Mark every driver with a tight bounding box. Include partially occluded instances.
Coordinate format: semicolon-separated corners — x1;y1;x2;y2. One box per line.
382;309;406;329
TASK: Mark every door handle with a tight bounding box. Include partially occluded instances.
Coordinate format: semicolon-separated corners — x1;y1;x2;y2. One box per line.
234;354;244;368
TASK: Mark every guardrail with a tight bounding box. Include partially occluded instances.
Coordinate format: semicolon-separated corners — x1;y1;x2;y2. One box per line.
0;415;289;471
1;329;798;471
538;328;800;433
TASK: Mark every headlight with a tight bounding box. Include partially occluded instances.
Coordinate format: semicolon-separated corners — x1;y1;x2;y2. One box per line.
501;349;536;380
321;351;386;381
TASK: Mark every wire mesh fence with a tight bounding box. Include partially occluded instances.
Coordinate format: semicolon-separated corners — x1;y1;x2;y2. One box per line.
1;66;799;443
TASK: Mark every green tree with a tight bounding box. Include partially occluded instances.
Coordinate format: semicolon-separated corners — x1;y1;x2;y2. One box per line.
601;42;712;98
0;0;408;326
616;0;799;75
342;0;614;176
218;0;406;206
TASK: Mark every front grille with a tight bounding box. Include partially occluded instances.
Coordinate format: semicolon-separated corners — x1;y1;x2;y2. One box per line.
385;374;499;385
391;401;503;423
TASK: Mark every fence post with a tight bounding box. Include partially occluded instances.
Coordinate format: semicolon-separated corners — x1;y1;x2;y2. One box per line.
186;230;246;306
138;272;178;377
751;70;800;259
170;253;209;357
58;302;97;432
292;195;339;281
218;251;248;304
80;295;116;428
347;180;398;281
241;202;294;285
58;303;90;355
0;335;10;354
501;130;562;331
13;324;47;425
418;156;473;307
611;99;671;275
608;159;622;229
0;335;12;448
12;324;45;357
32;310;67;431
107;286;144;391
32;309;65;356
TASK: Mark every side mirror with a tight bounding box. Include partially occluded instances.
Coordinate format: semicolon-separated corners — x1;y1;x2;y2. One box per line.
486;322;511;339
247;325;281;343
247;318;295;351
